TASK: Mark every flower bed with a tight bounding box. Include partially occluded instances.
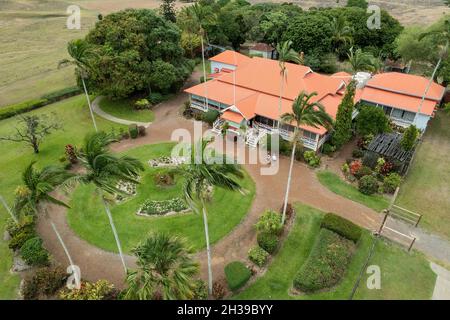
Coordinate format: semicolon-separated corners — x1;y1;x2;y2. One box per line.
115;180;137;202
148;156;187;168
137;198;189;216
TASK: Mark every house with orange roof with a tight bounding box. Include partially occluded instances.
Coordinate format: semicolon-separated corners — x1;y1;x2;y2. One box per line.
357;72;446;130
185;51;445;151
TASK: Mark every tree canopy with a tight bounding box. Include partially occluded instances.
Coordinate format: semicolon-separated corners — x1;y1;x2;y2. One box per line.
83;9;193;99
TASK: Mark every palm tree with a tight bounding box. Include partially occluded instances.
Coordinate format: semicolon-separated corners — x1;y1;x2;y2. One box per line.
124;233;199;300
280;91;333;225
177;137;244;295
416;19;450;119
185;4;216;110
347;46;376;73
275;40;302;130
330;15;353;58
14;161;74;215
76;132;144;272
58;39;98;132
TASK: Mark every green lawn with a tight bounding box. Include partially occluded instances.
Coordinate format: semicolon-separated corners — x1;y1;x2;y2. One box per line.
234;203;436;300
396;111;450;239
99;98;155;122
67;143;256;253
317;171;390;213
0;94;125;299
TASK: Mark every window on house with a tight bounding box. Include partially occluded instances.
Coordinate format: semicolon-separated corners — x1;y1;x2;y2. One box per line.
382;105;392;116
391;109;415;122
302;130;316;141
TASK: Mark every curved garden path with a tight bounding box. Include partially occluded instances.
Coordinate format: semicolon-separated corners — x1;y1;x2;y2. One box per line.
36;75;382;289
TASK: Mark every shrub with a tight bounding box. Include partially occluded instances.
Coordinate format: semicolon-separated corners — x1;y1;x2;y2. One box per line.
22;266;67;300
341;163;350;175
9;227;36;251
255;210;282;235
224;261;252;291
400;125;419;151
138;125;146;136
320;213;362;243
65;144;77;164
148;92;164;105
303;151;320;167
354;165;373;179
356;105;391;136
358;175;379;195
382;173;401;194
248;246;269;267
59;280;115;300
257;232;279;254
192;279;208;300
212;280;226;300
20;237;49;266
202;109;220;126
379;161;394;175
349;159;362;176
352;148;364;158
293;229;354;292
154;170;175;186
134;99;150;110
362;151;379;169
322;143;336;155
357;134;374;150
128;124;138;139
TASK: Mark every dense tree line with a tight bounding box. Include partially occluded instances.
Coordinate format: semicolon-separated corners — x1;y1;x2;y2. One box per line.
176;1;403;72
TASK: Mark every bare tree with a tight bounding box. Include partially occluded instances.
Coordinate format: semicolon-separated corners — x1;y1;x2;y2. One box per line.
0;113;61;153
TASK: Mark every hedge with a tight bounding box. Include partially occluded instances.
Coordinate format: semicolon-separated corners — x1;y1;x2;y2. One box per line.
224;261;252;291
257;232;279;254
320;213;362;243
0;86;81;120
293;229;354;292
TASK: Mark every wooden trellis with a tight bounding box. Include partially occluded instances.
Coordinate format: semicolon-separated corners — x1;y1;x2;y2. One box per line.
366;133;416;175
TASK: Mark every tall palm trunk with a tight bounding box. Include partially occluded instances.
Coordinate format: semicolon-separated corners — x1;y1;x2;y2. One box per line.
200;35;209;111
0;194;18;224
281;131;297;225
414;56;443;124
102;197;127;273
81;77;98;132
201;198;213;295
277;71;285;130
50;220;80;288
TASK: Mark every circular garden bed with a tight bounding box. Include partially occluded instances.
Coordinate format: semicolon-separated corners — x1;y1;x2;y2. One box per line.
67;142;255;253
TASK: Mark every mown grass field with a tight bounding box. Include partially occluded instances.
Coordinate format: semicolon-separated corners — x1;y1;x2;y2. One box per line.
0;0;96;107
67;143;255;253
396;111;450;240
0;95;125;299
234;203;436;300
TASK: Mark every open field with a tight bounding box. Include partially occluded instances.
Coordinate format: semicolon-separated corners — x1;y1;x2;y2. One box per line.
396;111;450;240
1;0;449;107
234;203;436;300
0;95;125;299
